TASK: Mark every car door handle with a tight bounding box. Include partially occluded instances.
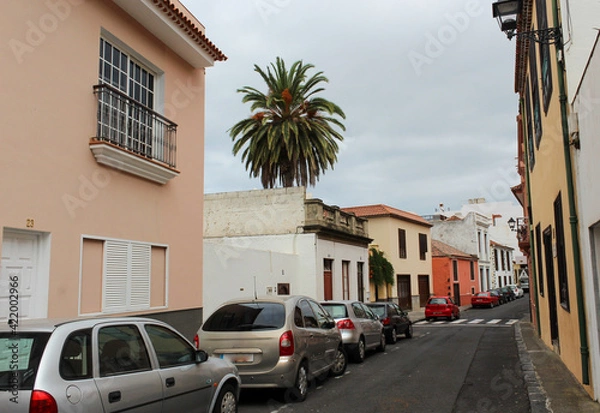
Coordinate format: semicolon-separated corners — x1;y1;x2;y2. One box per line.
166;377;175;388
108;391;121;403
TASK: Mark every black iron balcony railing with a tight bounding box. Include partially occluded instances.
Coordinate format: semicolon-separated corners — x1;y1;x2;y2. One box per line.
93;84;177;168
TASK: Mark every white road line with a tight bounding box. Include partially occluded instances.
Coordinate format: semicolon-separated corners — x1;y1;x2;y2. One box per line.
451;319;468;324
468;319;484;324
433;321;446;324
505;319;519;325
487;319;502;324
415;321;429;325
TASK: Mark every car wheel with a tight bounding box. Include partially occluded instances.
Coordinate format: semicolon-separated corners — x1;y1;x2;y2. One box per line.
388;328;398;344
329;346;347;377
490;302;494;308
377;331;386;352
212;383;237;413
286;362;308;403
352;337;366;363
455;311;460;319
405;323;413;339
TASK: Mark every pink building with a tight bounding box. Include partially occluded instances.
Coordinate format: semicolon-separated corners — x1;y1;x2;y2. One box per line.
431;240;479;307
0;0;225;338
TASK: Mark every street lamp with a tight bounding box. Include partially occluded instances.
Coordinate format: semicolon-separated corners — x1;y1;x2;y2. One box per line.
507;217;527;232
491;0;561;44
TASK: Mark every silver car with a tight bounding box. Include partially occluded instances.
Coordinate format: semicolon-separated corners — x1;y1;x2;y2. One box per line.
320;300;386;363
0;317;240;413
196;295;347;402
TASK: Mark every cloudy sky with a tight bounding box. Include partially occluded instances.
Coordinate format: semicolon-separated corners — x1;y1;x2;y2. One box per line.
182;0;520;216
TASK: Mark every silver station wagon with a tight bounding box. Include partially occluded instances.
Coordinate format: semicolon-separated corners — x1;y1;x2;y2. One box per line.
0;317;240;413
196;295;347;402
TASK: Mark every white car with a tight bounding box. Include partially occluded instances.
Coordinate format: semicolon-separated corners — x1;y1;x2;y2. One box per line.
508;284;524;298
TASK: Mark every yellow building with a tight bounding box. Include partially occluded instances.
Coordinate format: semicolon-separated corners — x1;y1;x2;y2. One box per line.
494;0;591;396
342;205;432;310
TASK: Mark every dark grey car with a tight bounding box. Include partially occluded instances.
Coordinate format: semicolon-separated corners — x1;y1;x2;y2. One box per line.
0;317;240;413
366;302;413;344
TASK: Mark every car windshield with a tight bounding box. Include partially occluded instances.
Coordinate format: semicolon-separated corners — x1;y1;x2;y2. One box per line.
321;304;348;319
429;298;448;305
202;302;285;331
0;332;51;390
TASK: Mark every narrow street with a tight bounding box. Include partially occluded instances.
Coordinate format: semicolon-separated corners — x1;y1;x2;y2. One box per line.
238;297;531;413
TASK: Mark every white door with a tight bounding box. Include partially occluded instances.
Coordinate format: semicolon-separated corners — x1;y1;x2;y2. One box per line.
0;230;47;320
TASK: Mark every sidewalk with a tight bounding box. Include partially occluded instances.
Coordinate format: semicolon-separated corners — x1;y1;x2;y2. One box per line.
517;321;600;413
406;306;600;412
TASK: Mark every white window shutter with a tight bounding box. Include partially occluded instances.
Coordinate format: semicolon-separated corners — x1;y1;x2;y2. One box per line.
130;243;151;308
103;240;128;311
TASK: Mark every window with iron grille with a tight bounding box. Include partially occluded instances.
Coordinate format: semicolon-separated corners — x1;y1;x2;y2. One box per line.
419;233;428;261
554;194;569;310
96;37;175;167
452;260;458;282
398;228;407;259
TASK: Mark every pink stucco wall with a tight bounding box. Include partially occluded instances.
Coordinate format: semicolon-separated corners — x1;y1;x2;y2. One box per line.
1;1;209;319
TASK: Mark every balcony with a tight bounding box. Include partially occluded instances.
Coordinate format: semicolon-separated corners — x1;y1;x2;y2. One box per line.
304;199;371;242
91;84;179;184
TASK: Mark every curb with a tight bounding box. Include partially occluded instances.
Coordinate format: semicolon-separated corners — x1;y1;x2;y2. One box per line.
515;323;550;413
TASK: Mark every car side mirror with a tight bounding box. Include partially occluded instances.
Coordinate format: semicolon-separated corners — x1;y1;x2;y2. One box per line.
324;320;336;329
195;349;209;363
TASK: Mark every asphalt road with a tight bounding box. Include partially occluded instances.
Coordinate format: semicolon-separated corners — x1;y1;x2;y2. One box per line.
238;296;532;413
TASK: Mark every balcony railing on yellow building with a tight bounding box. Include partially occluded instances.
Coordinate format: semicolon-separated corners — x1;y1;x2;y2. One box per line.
93;84;177;168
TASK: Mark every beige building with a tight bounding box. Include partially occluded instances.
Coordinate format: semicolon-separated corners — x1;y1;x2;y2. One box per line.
0;0;225;338
342;205;433;310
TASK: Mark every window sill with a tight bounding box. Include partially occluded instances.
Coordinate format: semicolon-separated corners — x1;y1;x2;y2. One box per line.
89;140;179;185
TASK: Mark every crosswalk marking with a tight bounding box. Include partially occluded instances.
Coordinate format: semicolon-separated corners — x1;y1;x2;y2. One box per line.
414;318;521;326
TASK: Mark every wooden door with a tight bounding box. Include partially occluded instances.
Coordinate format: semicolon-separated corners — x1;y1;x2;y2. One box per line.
396;275;411;310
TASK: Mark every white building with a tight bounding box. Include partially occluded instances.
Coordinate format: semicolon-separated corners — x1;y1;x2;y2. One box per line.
562;0;600;401
490;241;515;288
459;199;525;261
430;211;492;291
203;187;371;320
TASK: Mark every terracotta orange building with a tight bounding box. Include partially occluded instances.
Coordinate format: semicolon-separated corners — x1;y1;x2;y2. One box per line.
431;240;479;306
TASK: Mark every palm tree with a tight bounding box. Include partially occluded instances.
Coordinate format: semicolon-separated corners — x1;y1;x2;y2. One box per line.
369;248;395;301
229;57;346;188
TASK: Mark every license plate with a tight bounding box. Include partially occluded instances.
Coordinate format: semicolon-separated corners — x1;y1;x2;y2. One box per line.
220;353;253;363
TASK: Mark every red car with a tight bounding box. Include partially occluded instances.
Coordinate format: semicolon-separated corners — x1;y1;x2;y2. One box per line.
425;296;460;321
471;291;500;308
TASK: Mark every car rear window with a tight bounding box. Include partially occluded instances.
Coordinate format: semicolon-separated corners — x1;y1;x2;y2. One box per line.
368;305;385;318
428;298;448;305
202;302;285;331
321;303;348;319
475;293;488;297
0;333;51;390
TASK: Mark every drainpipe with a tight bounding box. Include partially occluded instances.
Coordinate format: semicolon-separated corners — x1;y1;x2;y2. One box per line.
552;0;589;385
